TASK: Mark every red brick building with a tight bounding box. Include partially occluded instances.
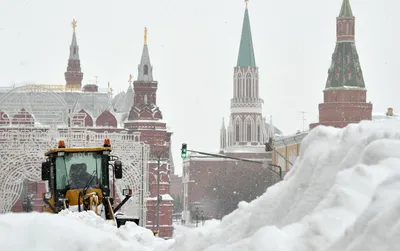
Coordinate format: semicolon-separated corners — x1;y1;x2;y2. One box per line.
310;0;372;129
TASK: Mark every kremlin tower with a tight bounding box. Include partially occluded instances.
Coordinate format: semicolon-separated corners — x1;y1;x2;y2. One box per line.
220;0;278;152
65;19;84;90
124;28;173;237
310;0;372;129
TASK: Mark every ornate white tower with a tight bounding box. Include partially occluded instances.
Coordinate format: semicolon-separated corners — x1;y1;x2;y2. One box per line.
220;2;275;151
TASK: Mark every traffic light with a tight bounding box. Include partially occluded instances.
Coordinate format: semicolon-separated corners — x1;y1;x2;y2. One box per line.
181;143;187;158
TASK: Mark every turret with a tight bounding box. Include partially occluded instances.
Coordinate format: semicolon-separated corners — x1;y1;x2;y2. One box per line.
65;19;83;90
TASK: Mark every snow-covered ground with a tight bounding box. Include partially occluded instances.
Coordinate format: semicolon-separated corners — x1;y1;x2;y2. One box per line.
0;210;171;251
2;119;400;251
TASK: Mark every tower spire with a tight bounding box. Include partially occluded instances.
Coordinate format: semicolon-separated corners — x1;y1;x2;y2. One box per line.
124;74;134;113
137;27;153;82
72;19;77;33
245;0;249;9
65;19;83;89
237;3;256;67
339;0;354;18
144;27;148;45
220;117;227;150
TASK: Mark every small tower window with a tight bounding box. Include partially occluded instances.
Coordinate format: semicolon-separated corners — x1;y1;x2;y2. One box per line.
73;47;77;55
235;122;240;142
246;80;251;98
144;65;149;75
246;74;251;97
257;125;261;142
247;121;252;142
144;94;148;104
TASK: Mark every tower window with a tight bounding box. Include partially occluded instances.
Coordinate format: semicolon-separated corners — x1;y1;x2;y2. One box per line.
246;74;251;97
73;47;77;55
235;123;240;142
257;125;261;142
246;80;251;98
144;65;149;75
247;121;251;142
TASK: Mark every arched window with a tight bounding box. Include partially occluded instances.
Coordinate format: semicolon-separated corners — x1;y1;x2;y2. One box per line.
257;125;261;142
234;79;237;97
255;81;258;97
247;121;252;142
246;74;251;97
73;47;77;55
144;65;149;75
235;122;240;142
144;94;148;104
247;80;251;97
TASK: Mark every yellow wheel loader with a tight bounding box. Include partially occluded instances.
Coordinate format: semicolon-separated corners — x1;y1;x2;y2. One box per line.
41;138;139;227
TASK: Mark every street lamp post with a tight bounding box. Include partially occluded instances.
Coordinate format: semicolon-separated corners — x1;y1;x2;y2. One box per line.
195;207;199;227
156;156;160;231
154;149;169;233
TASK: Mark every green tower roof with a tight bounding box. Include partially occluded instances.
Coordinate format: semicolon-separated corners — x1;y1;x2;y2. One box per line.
339;0;354;18
325;42;365;89
237;8;256;68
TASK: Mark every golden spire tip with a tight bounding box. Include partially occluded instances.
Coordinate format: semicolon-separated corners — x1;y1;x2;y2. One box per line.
245;0;249;9
144;27;148;45
71;19;77;32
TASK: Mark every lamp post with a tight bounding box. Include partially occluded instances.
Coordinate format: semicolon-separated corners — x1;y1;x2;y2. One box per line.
154;149;169;233
195;206;199;227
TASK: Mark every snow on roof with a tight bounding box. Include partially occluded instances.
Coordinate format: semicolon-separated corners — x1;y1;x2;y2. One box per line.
372;113;400;120
224;145;266;153
147;194;174;201
125;119;166;124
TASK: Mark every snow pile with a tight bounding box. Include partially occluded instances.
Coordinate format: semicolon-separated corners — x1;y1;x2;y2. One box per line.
2;119;400;251
0;210;172;251
165;120;400;251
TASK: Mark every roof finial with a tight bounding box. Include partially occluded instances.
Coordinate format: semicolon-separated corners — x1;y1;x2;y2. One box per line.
129;74;133;84
144;27;148;45
71;19;77;33
245;0;249;9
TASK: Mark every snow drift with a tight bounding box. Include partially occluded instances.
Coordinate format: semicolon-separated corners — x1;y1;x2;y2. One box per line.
2;119;400;251
166;120;400;251
0;210;171;251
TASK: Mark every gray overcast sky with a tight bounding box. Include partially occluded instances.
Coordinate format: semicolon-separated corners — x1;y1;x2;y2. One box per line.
0;0;399;175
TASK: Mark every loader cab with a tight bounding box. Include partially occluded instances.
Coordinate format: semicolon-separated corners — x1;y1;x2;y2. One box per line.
41;139;123;213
